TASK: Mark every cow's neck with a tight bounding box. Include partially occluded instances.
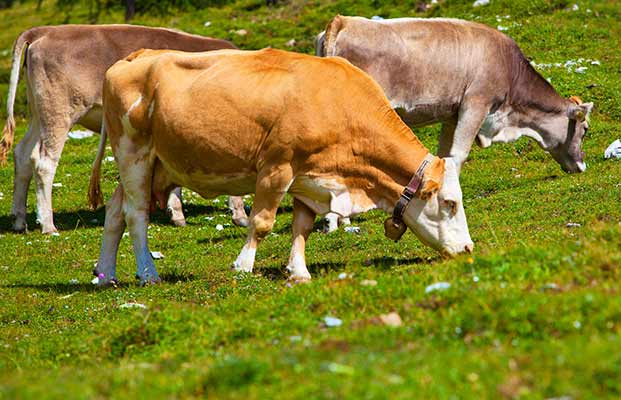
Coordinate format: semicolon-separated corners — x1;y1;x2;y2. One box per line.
344;116;433;213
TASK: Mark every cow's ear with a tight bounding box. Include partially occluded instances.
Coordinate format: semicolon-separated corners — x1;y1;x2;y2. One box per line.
419;157;445;200
419;178;440;200
568;105;586;122
581;102;594;117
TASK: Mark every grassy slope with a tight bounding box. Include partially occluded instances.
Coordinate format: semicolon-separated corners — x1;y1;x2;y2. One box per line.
1;0;621;398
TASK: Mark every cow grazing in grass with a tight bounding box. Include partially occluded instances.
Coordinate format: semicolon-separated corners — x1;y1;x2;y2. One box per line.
316;16;593;232
316;16;593;173
0;24;249;233
90;48;473;285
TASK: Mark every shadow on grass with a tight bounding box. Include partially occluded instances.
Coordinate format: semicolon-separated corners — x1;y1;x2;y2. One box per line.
2;270;196;293
0;208;106;233
259;255;432;281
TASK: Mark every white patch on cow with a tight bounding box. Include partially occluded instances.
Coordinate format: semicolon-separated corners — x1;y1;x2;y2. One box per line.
148;99;155;119
477;110;545;148
120;115;137;137
233;243;256;272
120;95;143;137
128;94;143;114
289;176;377;218
286;252;311;280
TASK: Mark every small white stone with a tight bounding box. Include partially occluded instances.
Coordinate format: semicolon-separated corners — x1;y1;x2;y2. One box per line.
150;251;164;259
216;224;224;231
425;282;451;293
52;182;63;187
323;316;342;327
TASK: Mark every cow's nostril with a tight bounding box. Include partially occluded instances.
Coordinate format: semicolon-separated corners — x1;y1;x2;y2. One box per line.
464;243;474;253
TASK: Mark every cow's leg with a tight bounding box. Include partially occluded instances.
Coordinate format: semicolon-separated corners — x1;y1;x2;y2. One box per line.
287;198;315;281
233;166;292;272
118;152;160;285
166;187;186;227
437;118;457;158
11;120;39;232
94;185;125;285
448;100;490;174
228;196;249;227
323;213;340;233
323;212;351;233
32;122;71;234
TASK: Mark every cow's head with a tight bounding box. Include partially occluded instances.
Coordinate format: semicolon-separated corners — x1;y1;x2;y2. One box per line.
540;96;593;173
401;157;474;256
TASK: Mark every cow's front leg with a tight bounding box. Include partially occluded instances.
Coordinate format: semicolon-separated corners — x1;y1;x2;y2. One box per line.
166;187;186;227
233;166;292;273
448;100;491;174
228;196;249;227
94;185;125;285
287;198;316;281
323;213;351;233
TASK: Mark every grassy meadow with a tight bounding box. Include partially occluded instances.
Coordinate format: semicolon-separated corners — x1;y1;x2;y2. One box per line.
1;0;621;398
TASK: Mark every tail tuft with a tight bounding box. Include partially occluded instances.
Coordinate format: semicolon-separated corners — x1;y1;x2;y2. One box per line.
0;116;15;166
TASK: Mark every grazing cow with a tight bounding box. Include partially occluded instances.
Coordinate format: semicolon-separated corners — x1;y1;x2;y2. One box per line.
90;48;473;285
316;16;593;174
0;24;249;233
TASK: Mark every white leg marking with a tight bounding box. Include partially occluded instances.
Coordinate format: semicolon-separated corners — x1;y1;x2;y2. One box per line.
233;242;256;273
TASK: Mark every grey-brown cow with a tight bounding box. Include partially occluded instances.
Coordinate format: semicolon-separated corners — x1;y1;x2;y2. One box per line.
317;16;593;175
0;24;248;234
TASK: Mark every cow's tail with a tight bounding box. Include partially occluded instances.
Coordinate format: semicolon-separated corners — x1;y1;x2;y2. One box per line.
322;15;344;57
88;120;107;210
0;30;33;165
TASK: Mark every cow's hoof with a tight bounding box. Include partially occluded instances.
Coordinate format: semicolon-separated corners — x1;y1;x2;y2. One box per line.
11;215;28;233
92;271;118;286
232;216;249;228
41;225;58;235
288;275;311;284
231;261;253;273
136;274;161;286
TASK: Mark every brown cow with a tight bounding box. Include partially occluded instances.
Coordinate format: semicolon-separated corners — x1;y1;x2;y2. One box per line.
0;24;249;233
91;48;473;285
317;16;593;175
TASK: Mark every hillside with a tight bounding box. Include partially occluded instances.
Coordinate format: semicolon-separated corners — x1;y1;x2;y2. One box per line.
1;0;621;398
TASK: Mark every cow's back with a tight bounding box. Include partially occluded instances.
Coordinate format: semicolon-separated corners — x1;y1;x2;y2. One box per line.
325;17;517;123
104;48;406;183
25;25;236;108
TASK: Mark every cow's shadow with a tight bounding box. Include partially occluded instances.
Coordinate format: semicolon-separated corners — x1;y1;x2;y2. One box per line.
2;270;198;294
259;255;433;281
0;203;237;233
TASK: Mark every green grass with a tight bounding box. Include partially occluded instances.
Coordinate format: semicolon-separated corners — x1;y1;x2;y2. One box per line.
1;0;621;398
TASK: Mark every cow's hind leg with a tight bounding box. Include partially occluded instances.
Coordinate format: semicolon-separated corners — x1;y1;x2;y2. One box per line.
116;140;159;285
32;121;72;234
228;196;249;227
166;187;186;227
287;198;316;282
11;120;40;232
94;185;125;285
233;166;292;272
